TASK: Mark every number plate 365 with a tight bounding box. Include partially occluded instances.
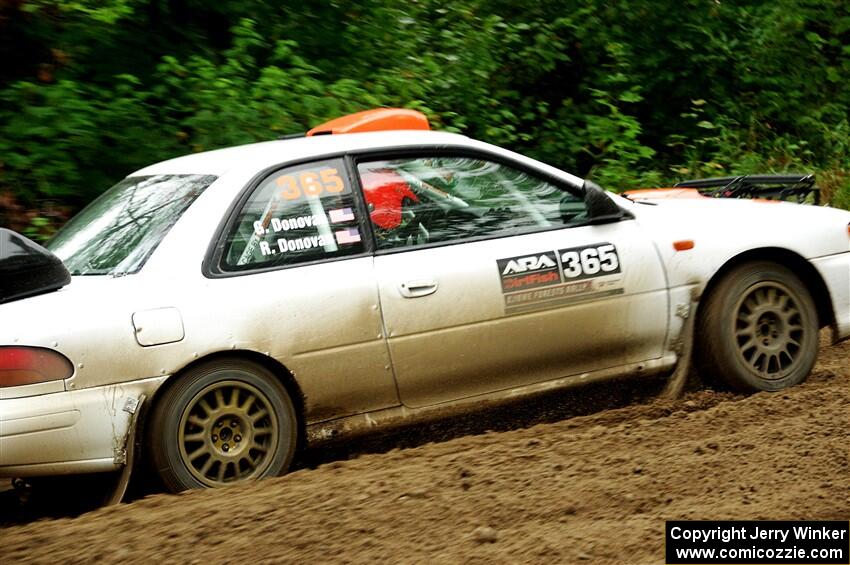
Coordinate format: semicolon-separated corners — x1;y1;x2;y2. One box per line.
558;243;621;281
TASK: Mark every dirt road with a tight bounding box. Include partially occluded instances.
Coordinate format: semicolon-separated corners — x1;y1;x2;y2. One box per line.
2;338;848;564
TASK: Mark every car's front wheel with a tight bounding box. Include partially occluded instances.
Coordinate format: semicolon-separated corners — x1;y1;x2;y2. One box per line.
148;359;297;491
697;261;819;392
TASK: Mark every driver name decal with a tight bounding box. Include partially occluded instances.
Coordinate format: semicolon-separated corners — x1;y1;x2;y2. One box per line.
497;243;625;315
253;213;329;236
259;234;334;256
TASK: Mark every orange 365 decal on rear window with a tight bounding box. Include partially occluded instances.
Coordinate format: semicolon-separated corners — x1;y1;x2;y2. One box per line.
277;168;347;200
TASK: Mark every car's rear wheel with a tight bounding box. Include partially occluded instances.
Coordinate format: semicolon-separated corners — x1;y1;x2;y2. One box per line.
697;261;819;392
148;359;297;492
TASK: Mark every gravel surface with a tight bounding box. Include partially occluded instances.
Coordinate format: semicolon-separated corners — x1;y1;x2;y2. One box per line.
1;336;848;564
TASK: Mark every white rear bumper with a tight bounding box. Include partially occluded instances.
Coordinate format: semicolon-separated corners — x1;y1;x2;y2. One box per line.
0;377;166;477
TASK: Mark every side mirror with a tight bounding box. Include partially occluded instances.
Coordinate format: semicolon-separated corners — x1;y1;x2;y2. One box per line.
582;180;626;220
0;228;71;304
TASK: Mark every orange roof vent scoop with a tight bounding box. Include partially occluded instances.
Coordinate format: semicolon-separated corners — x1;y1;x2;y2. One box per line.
307;108;430;137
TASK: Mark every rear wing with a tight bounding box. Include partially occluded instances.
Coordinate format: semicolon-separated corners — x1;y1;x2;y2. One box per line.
673;174;820;204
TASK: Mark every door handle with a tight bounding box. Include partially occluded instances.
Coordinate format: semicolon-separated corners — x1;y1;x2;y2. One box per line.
399;279;438;298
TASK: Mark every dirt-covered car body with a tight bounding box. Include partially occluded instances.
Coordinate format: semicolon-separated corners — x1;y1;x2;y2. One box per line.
1;113;849;486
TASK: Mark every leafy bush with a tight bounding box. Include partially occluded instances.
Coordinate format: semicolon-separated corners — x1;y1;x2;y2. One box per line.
0;0;848;235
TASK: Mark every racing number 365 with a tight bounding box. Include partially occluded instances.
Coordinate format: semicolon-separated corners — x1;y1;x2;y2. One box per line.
561;243;620;279
277;168;345;200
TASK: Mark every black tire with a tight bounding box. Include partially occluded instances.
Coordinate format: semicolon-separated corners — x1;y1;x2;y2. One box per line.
697;261;819;392
147;359;297;492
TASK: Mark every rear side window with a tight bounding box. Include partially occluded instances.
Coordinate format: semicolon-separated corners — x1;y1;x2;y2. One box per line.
49;174;215;276
222;159;366;271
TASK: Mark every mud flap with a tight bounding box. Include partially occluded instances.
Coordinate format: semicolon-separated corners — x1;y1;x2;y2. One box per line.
662;302;698;399
105;394;146;506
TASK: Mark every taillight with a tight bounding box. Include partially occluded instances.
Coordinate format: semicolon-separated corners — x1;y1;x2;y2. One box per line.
0;346;74;387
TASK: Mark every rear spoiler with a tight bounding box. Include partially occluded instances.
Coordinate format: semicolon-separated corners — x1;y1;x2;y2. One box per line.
673;174;820;204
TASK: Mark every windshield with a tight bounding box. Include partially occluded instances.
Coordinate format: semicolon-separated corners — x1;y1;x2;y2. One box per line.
48;174;216;275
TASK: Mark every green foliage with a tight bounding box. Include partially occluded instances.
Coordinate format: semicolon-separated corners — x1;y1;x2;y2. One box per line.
1;0;849;227
22;0;137;24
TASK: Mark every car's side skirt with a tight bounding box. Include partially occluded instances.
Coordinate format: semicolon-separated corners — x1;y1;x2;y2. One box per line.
305;354;678;445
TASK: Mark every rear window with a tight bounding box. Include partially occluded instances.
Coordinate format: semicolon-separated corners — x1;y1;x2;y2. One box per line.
48;174;215;275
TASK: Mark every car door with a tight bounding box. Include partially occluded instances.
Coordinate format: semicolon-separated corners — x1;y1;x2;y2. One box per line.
202;157;399;423
354;153;669;408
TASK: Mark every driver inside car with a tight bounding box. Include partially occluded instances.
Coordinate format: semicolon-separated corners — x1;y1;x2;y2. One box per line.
360;167;420;232
360;167;429;248
360;158;508;248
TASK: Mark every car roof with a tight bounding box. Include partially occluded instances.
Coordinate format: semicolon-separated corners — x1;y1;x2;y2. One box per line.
131;130;472;177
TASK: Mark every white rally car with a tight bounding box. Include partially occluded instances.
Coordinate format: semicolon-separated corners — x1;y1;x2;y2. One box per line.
1;109;848;493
